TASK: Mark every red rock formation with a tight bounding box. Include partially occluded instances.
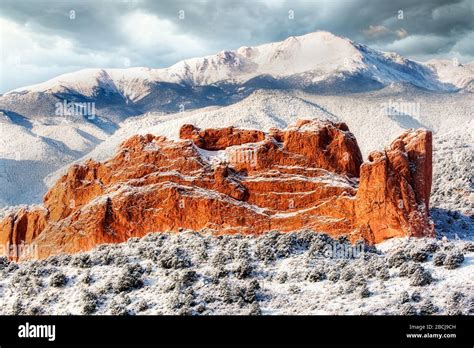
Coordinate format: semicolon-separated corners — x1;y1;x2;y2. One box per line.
355;129;434;243
0;120;434;260
179;124;266;151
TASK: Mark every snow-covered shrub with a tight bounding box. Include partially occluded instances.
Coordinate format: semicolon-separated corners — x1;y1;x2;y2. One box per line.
409;249;429;262
11;298;23;315
218;282;235;304
255;242;276;263
377;266;390;280
168;287;196;312
359;285;371;298
158;247;191;269
115;263;145;292
306;269;326;282
410;268;433;286
275;271;288;284
432;252;446;266
111;254;129;267
327;269;340;282
444;250;464;269
82;290;98;314
419;300;438;315
81;271;93;285
209;265;228;284
211;248;229;267
0;256;9;270
248;302;262;315
91;249;114;265
462;242;474;252
248;279;260;292
141;232;168;244
45;254;70;267
399;262;423;277
137;243;160;261
108;300;130;316
399;291;410;304
338;280;358;294
237;283;258;304
5;262;19;274
351;273;368;287
293;229;316;251
127;237;140;244
420;241;439;254
449;291;465;306
362;255;385;278
275;233;295;258
31;264;54;278
411;291;422;302
255;232;278;263
234;260;253;279
308;233;333;256
26;306;43;315
70;253;92;268
49;272;68;287
235;240;250;260
399;303;417;315
387;250;408;268
135;300;149;313
340;267;356;281
177;270;197;288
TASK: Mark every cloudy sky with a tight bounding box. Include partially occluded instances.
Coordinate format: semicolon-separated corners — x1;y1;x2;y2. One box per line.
0;0;473;93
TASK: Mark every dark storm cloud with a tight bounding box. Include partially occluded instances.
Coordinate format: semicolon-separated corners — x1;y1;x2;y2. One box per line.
0;0;473;92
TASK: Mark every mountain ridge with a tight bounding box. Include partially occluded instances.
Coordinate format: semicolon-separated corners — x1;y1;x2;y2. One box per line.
4;31;472;98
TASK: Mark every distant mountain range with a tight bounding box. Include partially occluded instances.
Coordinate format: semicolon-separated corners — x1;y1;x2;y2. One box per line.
1;31;472;127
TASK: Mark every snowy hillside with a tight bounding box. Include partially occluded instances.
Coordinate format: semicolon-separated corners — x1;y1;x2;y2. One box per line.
426;59;474;92
0;112;109;206
0;231;472;315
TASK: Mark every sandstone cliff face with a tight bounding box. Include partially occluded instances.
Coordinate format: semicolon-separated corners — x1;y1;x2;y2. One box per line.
0;120;434;260
355;129;434;243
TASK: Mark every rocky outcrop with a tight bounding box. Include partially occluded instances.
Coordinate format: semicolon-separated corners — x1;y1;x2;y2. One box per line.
0;120;434;260
355;129;434;243
179;124;266;151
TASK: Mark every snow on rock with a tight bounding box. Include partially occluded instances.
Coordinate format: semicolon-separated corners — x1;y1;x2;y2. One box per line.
0;120;435;260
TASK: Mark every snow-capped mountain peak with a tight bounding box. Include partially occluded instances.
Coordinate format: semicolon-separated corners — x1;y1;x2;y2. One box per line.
6;30;473;99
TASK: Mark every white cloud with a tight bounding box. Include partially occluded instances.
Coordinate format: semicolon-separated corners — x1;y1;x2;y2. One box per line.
0;11;212;93
0;17;129;92
120;11;209;62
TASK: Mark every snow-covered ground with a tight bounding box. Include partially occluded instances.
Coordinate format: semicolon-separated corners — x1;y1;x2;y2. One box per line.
0;113;109;206
0;231;472;315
